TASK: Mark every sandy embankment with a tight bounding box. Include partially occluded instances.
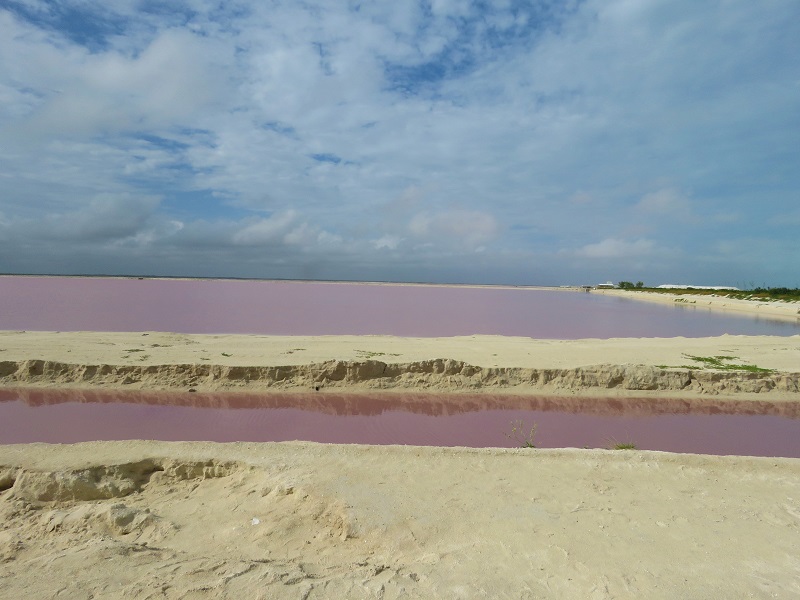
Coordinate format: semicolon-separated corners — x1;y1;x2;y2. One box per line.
1;330;799;398
1;441;799;599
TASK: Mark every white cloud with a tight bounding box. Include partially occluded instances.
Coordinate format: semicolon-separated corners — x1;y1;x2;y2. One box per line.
232;210;343;250
575;238;655;259
409;209;500;249
372;235;403;250
2;14;234;139
232;211;300;246
2;194;161;242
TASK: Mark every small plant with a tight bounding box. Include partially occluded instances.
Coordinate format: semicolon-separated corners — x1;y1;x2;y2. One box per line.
606;436;637;450
505;419;537;448
354;350;401;358
221;352;232;357
657;354;775;373
612;442;637;450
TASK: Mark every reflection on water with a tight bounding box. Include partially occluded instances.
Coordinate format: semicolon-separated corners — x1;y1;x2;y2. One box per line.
4;387;800;418
1;276;798;337
2;388;798;457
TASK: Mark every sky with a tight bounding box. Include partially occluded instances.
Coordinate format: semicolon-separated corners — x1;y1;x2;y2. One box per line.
0;0;798;287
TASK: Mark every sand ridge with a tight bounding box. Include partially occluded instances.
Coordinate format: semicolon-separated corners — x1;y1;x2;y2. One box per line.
3;330;799;370
4;357;800;398
1;331;799;398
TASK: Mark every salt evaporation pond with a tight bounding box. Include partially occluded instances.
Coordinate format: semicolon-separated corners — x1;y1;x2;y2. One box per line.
1;389;798;458
1;276;798;337
2;277;798;455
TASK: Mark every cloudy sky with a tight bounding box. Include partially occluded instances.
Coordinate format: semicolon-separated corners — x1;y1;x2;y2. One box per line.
1;0;798;286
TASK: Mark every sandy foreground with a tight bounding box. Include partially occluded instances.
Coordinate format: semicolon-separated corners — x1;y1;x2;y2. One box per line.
1;321;799;598
1;441;799;599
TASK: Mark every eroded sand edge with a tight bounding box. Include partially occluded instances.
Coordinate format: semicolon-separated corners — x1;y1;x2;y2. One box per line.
1;331;798;398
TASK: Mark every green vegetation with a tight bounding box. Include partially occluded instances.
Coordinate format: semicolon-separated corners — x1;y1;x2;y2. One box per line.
726;287;800;302
604;435;637;450
611;442;637;450
682;354;775;373
354;350;401;359
505;419;537;448
656;354;774;373
122;348;151;361
624;286;800;302
221;352;232;357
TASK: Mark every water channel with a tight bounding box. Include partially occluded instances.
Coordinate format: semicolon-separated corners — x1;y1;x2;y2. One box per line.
2;389;798;458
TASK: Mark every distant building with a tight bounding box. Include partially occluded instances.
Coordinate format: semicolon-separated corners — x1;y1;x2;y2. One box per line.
595;282;616;289
656;285;739;290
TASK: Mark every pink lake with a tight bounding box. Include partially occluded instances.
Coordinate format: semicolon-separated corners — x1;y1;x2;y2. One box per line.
1;276;798;338
1;389;798;457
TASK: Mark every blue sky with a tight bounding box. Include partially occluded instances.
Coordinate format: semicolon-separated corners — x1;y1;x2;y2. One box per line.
0;0;798;286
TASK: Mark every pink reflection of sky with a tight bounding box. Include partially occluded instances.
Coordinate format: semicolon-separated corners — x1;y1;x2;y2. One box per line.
1;396;798;458
1;276;799;338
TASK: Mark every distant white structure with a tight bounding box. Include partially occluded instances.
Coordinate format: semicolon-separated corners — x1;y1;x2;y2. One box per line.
595;282;616;289
657;284;739;290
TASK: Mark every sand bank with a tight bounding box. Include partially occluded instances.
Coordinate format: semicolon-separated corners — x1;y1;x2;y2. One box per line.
1;330;799;398
594;288;800;322
1;440;799;599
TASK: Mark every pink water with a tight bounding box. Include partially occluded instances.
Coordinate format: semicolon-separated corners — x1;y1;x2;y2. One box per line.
1;276;798;337
1;389;798;457
3;277;797;455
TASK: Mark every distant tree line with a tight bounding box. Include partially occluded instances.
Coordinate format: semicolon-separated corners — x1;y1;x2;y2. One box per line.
617;281;644;289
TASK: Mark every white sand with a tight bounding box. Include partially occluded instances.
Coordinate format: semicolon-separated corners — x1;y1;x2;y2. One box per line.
1;441;799;599
2;330;799;370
